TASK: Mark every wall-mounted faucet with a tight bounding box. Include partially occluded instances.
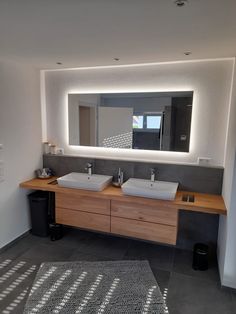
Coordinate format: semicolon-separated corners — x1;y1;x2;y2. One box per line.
85;162;93;176
150;168;156;182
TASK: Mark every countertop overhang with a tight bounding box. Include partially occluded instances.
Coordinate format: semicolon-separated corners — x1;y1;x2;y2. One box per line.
20;177;227;215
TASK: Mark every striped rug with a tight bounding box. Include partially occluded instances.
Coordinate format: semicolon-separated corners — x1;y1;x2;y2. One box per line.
23;260;166;313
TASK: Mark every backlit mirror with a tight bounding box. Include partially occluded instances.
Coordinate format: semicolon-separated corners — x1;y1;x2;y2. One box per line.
68;91;193;152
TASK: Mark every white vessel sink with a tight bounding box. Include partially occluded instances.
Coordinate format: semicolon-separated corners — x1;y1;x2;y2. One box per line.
122;178;179;200
57;172;113;191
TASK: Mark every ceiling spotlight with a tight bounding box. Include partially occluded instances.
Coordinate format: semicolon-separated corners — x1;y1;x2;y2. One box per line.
184;51;192;56
113;58;120;61
174;0;188;7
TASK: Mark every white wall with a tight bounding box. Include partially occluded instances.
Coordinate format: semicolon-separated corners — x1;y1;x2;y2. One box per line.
42;58;236;288
218;58;236;288
0;60;42;249
43;59;233;166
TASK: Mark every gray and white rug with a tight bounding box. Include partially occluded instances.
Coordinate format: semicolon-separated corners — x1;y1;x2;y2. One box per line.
23;260;166;313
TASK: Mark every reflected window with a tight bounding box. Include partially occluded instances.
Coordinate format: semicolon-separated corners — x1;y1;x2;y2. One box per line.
146;115;162;129
133;115;144;129
133;114;162;130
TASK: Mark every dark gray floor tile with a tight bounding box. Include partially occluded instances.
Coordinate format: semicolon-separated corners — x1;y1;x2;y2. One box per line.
1;230;234;314
18;243;73;264
0;263;36;288
0;234;44;261
80;234;131;260
48;227;96;251
167;272;234;314
123;241;175;271
0;274;34;313
150;267;170;293
12;260;39;280
173;248;220;282
68;250;114;262
231;292;236;314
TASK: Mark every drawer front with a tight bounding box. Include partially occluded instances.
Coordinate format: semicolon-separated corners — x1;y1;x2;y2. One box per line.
56;207;110;232
111;217;177;245
111;200;178;226
56;192;110;215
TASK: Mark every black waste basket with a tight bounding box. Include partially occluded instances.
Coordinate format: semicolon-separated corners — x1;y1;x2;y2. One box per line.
50;223;63;241
28;191;49;237
192;243;209;271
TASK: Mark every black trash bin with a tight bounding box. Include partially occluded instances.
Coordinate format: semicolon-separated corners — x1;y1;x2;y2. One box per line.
192;243;209;271
50;223;63;241
28;191;49;237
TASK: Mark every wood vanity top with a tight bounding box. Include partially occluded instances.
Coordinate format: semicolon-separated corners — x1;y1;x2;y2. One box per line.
20;177;227;215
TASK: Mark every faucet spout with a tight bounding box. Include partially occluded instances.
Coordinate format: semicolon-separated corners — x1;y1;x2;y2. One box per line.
150;168;155;182
85;162;93;176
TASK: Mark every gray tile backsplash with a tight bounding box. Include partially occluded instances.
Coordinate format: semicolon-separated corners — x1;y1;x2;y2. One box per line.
43;154;224;250
133;162;223;194
95;159;134;182
44;154;223;194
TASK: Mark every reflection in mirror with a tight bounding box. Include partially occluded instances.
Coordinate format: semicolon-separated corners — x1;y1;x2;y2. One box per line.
68;91;193;152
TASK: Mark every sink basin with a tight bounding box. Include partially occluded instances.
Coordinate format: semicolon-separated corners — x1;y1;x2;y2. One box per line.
57;172;113;191
122;178;179;200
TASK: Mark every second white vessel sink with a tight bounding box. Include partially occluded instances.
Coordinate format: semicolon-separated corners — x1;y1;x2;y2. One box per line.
57;172;113;191
122;178;179;200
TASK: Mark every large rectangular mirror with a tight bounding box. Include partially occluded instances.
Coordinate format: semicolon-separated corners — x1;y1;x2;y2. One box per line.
68;91;193;152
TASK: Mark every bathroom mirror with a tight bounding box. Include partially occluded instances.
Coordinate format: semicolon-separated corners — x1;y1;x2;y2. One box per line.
68;91;193;152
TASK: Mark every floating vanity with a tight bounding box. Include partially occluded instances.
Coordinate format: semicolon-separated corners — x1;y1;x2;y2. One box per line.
20;177;227;246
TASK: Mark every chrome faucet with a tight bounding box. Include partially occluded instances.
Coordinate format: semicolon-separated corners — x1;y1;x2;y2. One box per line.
118;168;124;185
85;162;93;176
150;168;155;182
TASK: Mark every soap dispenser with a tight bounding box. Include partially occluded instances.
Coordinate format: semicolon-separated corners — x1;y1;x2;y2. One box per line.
112;168;124;187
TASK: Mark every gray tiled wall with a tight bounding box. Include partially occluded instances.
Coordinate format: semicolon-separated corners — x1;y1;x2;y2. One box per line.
43;154;223;250
44;155;223;194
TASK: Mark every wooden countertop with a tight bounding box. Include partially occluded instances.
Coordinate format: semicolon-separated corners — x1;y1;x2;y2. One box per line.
20;177;227;215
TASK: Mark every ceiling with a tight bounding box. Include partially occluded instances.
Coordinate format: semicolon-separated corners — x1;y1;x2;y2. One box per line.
0;0;236;69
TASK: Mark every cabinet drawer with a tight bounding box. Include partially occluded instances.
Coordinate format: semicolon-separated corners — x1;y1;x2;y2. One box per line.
56;192;110;215
56;207;110;232
111;217;177;245
111;200;178;226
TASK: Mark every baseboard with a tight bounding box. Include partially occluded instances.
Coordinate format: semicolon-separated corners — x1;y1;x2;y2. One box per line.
221;285;236;293
0;230;31;254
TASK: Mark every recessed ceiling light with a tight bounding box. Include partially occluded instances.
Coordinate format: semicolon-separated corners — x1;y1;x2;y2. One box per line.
56;62;62;65
184;51;192;56
174;0;188;7
113;58;120;61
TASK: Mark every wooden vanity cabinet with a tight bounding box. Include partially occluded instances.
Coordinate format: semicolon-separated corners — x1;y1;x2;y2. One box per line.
55;192;110;233
55;191;179;245
111;200;178;225
111;200;179;245
111;217;177;245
